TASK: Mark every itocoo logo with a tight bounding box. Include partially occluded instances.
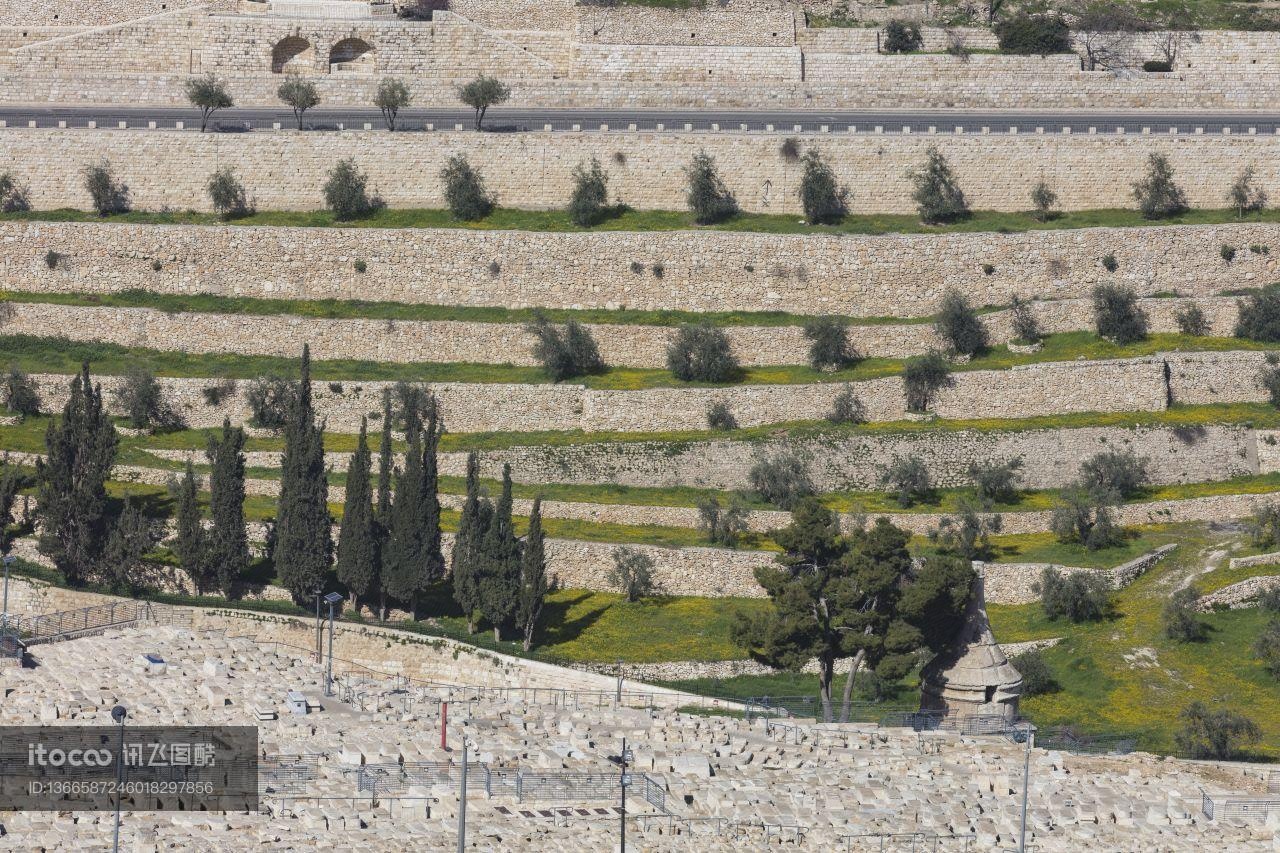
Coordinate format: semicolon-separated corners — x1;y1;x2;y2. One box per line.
27;743;113;767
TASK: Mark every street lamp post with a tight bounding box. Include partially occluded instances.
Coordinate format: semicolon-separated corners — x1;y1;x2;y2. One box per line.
312;587;323;664
111;704;127;853
457;735;473;853
610;738;634;853
323;592;342;697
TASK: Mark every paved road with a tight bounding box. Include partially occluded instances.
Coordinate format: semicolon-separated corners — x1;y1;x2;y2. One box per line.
4;105;1280;134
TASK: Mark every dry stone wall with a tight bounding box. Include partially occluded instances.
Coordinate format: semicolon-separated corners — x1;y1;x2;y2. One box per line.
6;218;1279;318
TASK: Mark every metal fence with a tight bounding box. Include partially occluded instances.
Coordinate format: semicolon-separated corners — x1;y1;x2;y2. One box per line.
1269;770;1280;795
1035;728;1136;756
11;600;151;646
877;711;1014;736
744;695;914;724
841;832;977;852
260;754;324;796
1202;790;1280;821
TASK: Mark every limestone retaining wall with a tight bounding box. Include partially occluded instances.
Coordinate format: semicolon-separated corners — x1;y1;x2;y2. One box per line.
7;219;1279;318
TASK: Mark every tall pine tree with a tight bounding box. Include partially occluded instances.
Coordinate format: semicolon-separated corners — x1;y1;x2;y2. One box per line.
274;345;332;600
451;451;490;633
36;363;118;586
336;418;377;612
382;400;445;616
206;418;249;596
173;461;212;594
477;464;521;641
373;389;394;619
516;496;548;652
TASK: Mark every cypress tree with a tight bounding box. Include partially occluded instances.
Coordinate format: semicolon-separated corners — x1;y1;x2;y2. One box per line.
516;496;548;652
421;400;444;584
477;464;521;641
36;363;118;586
274;345;332;601
337;418;378;612
206;417;249;596
102;497;156;595
451;451;489;633
381;398;444;616
373;389;394;618
173;461;212;594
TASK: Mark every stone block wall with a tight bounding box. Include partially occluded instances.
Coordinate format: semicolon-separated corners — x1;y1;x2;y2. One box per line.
574;5;796;47
569;43;801;81
0;0;235;27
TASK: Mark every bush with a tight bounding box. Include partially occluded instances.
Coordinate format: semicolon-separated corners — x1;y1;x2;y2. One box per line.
323;158;377;221
1228;165;1268;219
798;148;849;225
201;378;237;406
374;77;412;131
1;363;40;418
1175;303;1211;336
1247;502;1280;549
1256;618;1280;678
112;363;184;431
1174;702;1261;759
969;457;1023;507
456;75;510;130
1051;484;1125;551
1221;244;1237;264
748;449;814;510
83;160;129;215
666;322;739;383
697;495;749;548
902;351;953;413
908;146;968;224
1262;353;1280;408
567;156;610;227
995;13;1071;55
1035;566;1112;622
880;454;934;508
779;137;801;162
1009;295;1041;344
1030;180;1058;222
934;289;989;357
608;548;657;602
883;19;923;53
1163;587;1207;642
1234;284;1280;342
1010;649;1057;696
1101;254;1119;272
1079;448;1149;502
525;312;605;381
246;374;296;428
1259;586;1280;612
686;151;739;225
277;76;320;129
440;154;495;221
827;385;865;425
44;250;60;270
207;167;250;219
0;172;31;213
929;497;1001;559
1092;283;1149;344
706;400;738;431
1142;59;1173;72
1132;153;1188;219
802;316;859;370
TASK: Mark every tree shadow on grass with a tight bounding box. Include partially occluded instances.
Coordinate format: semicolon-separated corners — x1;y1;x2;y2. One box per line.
532;590;608;649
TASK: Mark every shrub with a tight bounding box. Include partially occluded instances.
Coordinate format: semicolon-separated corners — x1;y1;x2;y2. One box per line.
1036;567;1112;622
1174;702;1261;759
880;454;934;508
183;74;233;132
697;495;749;548
1030;180;1058;222
1262;354;1280;409
1132;153;1188;219
1259;586;1280;612
929;497;1001;559
908;146;968;224
1254;244;1271;255
802;316;859;370
246;374;295;428
1009;295;1041;344
1101;254;1119;272
44;250;60;270
0;172;31;213
798;148;849;225
440;154;494;221
883;19;923;53
1051;484;1125;551
524;312;605;381
1247;501;1280;549
902;351;953;413
83;160;129;215
981;263;995;276
353;259;367;274
934;288;989;357
567;156;610;227
608;548;657;602
827;385;865;425
277;76;320;129
1079;448;1149;502
207;167;250;219
201;378;237;406
323;158;377;221
1163;586;1207;642
748;449;814;510
666;322;739;383
1228;165;1268;219
1142;59;1172;72
456;75;510;130
686;151;739;225
706;400;738;431
1010;649;1057;696
1092;283;1149;344
779;137;801;162
1221;244;1237;264
1257;618;1280;678
1234;284;1280;342
969;457;1024;507
374;77;412;131
1170;303;1208;337
995;13;1071;55
112;363;184;431
1;363;40;418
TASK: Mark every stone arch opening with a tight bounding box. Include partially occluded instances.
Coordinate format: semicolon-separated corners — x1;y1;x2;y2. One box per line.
271;36;314;74
329;37;375;74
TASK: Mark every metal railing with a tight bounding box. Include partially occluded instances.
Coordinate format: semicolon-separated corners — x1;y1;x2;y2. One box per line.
877;711;1014;736
841;832;977;852
12;600;151;646
1035;727;1136;756
1202;789;1280;821
260;754;324;796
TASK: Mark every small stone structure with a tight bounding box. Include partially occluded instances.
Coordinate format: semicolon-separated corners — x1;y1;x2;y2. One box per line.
920;569;1022;723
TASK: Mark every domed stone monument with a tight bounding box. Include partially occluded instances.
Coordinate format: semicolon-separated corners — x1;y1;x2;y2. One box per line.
920;564;1022;724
